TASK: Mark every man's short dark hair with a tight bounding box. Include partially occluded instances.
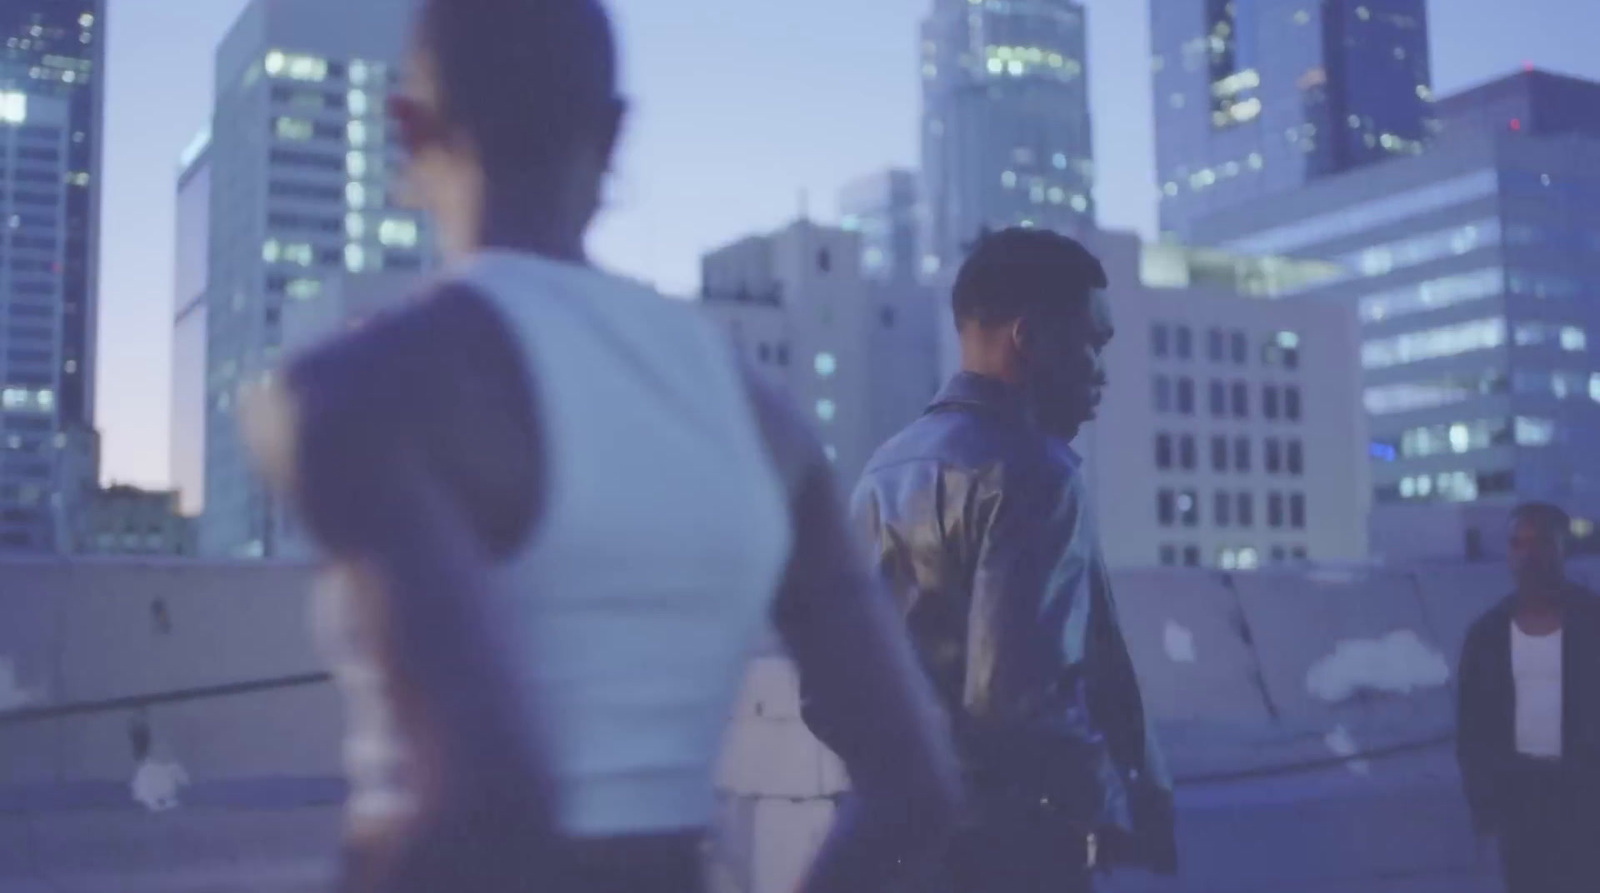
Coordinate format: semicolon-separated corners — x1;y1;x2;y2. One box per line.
419;0;620;170
952;228;1108;328
1513;502;1571;538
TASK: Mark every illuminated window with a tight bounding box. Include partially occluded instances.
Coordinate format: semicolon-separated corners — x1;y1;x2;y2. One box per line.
347;121;368;147
815;398;837;423
0;91;27;124
814;353;837;378
1516;417;1556;447
379;218;418;248
823;445;838;463
265;51;327;82
1362;318;1506;370
345;182;367;209
1001;171;1017;189
345;213;365;239
274;117;313;141
347;152;368;178
1562;327;1587;351
348;90;370;117
345;244;366;273
262;239;281;263
349;60;369;86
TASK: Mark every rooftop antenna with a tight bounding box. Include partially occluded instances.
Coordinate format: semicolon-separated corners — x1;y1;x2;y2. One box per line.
798;188;810;223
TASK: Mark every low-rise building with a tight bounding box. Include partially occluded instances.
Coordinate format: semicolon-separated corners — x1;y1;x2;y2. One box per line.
700;220;941;490
1074;229;1368;569
75;485;195;557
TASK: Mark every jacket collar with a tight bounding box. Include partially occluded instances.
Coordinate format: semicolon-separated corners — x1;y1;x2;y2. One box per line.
928;372;1029;422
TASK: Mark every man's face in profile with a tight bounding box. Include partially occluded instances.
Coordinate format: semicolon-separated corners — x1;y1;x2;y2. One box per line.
1022;288;1112;441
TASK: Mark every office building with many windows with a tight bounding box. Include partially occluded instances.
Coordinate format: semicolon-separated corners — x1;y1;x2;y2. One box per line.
920;0;1094;278
700;220;941;490
0;1;104;434
1073;230;1368;569
0;3;104;552
1152;0;1432;238
198;0;432;557
1195;70;1600;523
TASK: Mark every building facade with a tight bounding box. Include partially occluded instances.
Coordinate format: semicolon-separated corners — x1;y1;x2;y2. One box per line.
1194;71;1600;524
700;220;941;490
0;1;105;434
1151;0;1432;238
1074;230;1368;569
838;169;920;285
200;0;433;558
75;485;195;557
0;3;105;553
170;130;210;520
920;0;1094;277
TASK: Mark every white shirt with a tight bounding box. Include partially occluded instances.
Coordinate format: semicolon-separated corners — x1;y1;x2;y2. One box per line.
317;252;793;838
1511;621;1564;759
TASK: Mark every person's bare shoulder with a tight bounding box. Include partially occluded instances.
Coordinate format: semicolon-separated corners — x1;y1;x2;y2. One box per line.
243;280;542;558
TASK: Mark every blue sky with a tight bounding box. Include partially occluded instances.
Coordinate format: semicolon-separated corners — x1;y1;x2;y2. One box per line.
99;0;1600;488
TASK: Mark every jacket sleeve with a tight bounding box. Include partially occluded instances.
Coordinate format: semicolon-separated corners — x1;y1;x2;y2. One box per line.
1455;620;1499;835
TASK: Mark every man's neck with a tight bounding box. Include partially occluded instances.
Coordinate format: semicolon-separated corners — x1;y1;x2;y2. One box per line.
1514;580;1568;619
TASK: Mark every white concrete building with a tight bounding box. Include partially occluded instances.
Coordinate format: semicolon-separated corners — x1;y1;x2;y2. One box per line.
699;220;941;489
1075;230;1369;569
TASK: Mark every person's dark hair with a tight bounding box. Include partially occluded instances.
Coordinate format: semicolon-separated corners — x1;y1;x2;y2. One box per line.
952;227;1108;328
1513;502;1571;539
418;0;621;171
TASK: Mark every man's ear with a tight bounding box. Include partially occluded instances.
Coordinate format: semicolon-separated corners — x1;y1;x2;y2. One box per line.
1010;317;1029;357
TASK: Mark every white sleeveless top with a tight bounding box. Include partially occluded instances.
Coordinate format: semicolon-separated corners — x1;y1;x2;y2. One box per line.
314;250;793;838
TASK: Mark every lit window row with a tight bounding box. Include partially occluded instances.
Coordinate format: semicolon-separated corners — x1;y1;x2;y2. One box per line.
1364;370;1507;416
983;45;1082;79
264;51;328;83
1334;218;1500;280
1513;322;1587;352
0;386;53;412
1374;418;1507;460
1387;470;1516;504
1361;318;1505;370
261;239;315;266
1358;268;1503;324
1512;370;1600;402
1168;152;1265;197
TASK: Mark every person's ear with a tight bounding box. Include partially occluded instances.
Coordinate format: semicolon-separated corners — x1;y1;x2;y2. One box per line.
1011;317;1030;358
388;95;441;158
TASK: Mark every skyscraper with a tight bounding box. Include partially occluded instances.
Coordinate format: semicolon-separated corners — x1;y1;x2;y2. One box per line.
199;0;432;558
0;2;105;552
920;0;1094;277
1196;70;1600;523
1152;0;1433;238
170;129;210;520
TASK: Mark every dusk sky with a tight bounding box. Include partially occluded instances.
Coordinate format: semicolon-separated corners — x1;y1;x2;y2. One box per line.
100;0;1598;490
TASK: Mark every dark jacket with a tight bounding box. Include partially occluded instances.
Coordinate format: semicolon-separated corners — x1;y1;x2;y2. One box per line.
1456;583;1600;834
845;373;1176;872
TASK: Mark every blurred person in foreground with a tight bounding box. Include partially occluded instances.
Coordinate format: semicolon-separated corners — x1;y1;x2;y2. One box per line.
240;0;960;890
847;229;1177;893
1457;502;1600;893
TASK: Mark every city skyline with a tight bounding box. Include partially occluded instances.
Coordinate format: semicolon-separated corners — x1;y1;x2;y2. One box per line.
99;0;1600;492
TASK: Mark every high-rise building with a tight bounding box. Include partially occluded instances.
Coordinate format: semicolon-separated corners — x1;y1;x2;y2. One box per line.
920;0;1094;278
170;129;210;520
1193;70;1600;523
0;2;104;430
1152;0;1433;239
200;0;432;558
838;169;920;285
0;3;105;552
700;220;941;489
